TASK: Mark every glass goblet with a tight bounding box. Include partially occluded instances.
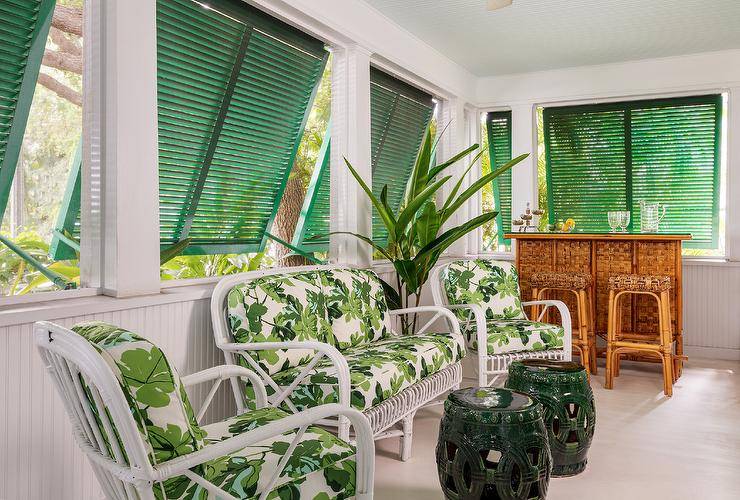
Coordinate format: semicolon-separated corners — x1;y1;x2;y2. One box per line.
618;211;631;232
607;211;620;233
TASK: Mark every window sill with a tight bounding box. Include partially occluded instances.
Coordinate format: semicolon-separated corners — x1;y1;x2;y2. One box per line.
683;257;740;267
0;283;218;328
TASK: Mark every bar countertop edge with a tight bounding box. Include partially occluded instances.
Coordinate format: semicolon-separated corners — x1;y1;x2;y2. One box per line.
504;232;692;241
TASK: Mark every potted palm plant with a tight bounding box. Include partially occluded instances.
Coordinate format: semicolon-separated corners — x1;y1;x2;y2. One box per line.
339;124;529;334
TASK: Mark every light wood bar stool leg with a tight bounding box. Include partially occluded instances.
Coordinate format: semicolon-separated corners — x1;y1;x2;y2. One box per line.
605;289;616;390
575;289;591;375
531;288;541;320
659;290;674;396
583;287;598;374
613;296;622;378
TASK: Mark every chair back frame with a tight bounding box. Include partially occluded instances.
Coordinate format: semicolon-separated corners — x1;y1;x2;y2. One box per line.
430;257;573;386
34;321;159;499
210;264;362;414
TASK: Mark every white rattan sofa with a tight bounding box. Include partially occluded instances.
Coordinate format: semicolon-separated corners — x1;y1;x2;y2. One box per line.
431;258;572;386
35;320;374;499
211;265;465;461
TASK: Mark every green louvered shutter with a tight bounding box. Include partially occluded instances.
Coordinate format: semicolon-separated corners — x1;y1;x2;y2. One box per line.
544;104;628;232
370;68;434;245
0;0;55;222
157;0;328;255
49;139;82;260
485;111;512;245
629;96;721;248
544;95;721;247
292;126;330;252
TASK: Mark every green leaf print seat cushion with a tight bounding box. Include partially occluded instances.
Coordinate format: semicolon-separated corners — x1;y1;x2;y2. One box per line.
271;332;466;411
163;407;357;500
460;319;564;354
442;259;565;354
71;321;357;500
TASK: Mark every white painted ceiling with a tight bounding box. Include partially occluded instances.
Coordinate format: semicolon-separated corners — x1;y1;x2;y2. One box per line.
363;0;740;76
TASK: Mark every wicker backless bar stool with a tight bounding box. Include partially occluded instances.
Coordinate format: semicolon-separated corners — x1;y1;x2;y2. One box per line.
530;272;596;374
605;274;681;396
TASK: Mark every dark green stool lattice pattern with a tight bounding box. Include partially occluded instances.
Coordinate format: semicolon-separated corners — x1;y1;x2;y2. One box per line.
436;387;551;500
506;359;595;477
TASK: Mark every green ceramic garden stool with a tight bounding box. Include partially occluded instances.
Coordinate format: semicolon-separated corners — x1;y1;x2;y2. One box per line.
505;359;595;477
436;387;551;500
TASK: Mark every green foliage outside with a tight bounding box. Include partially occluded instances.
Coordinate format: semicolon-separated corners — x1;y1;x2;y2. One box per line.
0;0;83;295
479;120;498;250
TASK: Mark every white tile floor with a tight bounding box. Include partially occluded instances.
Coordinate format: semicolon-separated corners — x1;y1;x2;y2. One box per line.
374;358;740;500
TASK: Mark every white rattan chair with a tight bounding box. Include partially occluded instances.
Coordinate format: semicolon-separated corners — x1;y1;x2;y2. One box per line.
431;258;572;387
211;265;465;461
34;321;374;499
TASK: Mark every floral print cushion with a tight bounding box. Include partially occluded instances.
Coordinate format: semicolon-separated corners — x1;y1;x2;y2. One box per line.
322;268;391;349
71;321;205;466
157;407;357;500
226;268;392;375
460;318;565;355
442;259;527;322
227;271;332;375
270;333;466;411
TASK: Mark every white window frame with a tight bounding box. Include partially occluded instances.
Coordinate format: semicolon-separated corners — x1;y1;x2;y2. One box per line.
535;89;732;261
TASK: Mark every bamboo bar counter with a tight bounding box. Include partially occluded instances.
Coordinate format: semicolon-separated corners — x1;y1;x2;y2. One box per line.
505;232;691;356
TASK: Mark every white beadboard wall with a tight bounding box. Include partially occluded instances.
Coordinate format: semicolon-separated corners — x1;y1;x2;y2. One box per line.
0;262;737;499
682;263;740;359
0;297;235;500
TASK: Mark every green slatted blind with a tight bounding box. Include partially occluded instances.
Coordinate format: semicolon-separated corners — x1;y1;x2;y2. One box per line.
630;97;721;247
292;129;330;252
49;140;82;260
544;95;721;248
0;0;55;222
544;106;627;232
485;111;512;246
370;68;434;245
157;0;328;255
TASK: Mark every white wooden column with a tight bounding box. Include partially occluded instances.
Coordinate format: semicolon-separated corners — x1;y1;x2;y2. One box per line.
465;106;484;255
330;44;373;267
99;0;161;296
510;103;538;223
438;97;473;256
727;88;740;261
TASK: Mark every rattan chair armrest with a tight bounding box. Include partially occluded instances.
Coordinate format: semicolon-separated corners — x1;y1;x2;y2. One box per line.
181;365;268;412
521;299;573;356
219;341;351;408
153;404;374;497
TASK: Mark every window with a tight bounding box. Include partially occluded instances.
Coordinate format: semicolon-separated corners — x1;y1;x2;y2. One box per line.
481;111;512;251
0;0;85;296
290;124;331;255
370;68;435;245
542;95;724;251
291;67;435;257
155;0;329;277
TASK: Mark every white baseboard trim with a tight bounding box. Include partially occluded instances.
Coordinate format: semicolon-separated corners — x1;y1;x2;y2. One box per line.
683;345;740;361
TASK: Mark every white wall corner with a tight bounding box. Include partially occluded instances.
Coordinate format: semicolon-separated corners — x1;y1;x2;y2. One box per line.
726;87;740;261
100;0;161;297
329;44;373;267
